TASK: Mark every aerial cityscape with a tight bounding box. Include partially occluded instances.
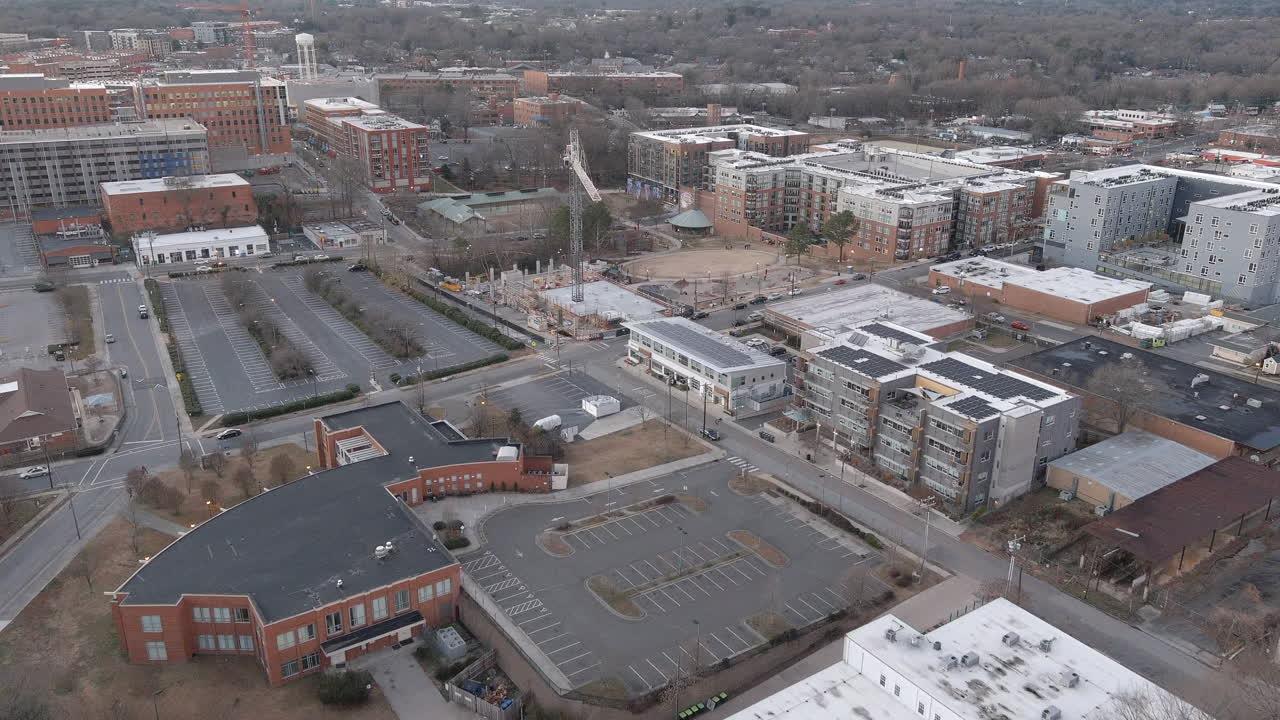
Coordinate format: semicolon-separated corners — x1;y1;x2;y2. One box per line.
1;0;1279;718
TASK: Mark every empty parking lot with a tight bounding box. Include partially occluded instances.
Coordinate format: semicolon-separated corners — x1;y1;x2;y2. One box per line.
459;461;884;696
156;269;503;413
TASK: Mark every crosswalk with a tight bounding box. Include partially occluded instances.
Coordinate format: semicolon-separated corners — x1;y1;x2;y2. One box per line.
726;456;759;473
96;277;133;285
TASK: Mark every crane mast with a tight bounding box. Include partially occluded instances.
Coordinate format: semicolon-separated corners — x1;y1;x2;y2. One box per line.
564;127;600;303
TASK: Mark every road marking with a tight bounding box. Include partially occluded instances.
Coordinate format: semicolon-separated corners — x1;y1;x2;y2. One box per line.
547;641;581;655
724;626;750;648
674;582;697;602
565;661;601;678
662;651;679;672
629;563;651;581
702;572;725;591
798;595;825;616
646;659;669;682
708;632;733;655
526;621;561;635
615;569;635;587
535;632;569;646
659;587;682;606
630;666;653;691
785;602;811;622
556;650;592;666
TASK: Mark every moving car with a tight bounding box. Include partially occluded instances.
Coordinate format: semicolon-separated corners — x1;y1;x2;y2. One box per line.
749;295;767;305
19;465;49;479
931;286;951;295
692;310;710;320
766;292;783;301
138;305;149;319
1010;320;1031;331
214;428;243;440
833;279;847;286
986;312;1006;323
313;254;331;261
733;302;748;310
788;289;802;296
32;280;55;292
769;346;788;356
699;428;721;441
105;333;116;344
746;311;764;322
347;262;368;272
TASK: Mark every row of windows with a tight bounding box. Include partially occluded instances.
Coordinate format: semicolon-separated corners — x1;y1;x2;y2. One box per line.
277;579;452;651
196;634;253;652
191;606;250;624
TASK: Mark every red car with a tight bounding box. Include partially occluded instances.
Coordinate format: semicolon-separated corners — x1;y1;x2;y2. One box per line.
1010;320;1031;331
834;279;848;285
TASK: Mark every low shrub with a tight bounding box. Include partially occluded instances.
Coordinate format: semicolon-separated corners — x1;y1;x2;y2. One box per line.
317;669;373;706
397;281;524;351
443;537;471;550
394;354;509;385
432;520;446;531
220;384;360;426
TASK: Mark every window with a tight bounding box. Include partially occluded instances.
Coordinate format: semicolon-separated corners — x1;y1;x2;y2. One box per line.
217;635;235;651
301;652;321;671
326;611;343;636
193;607;211;623
198;634;215;650
879;674;886;687
418;585;435;603
276;630;296;651
213;607;231;623
919;702;926;715
436;578;452;597
372;596;388;621
234;608;250;623
281;659;300;678
141;615;162;633
297;623;316;642
238;635;254;651
894;685;901;697
146;641;167;661
395;589;410;613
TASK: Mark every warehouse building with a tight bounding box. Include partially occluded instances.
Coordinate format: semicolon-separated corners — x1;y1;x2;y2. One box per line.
100;174;257;237
764;283;973;349
928;257;1150;324
1046;430;1216;511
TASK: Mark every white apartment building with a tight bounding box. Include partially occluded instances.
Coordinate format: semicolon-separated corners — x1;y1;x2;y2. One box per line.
726;598;1205;720
624;317;788;417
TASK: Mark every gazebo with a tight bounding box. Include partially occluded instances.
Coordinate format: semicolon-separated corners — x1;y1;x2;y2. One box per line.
668;208;713;236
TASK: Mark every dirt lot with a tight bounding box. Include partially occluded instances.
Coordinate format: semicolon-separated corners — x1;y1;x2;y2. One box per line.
624;248;780;280
0;518;397;720
141;443;315;527
564;421;703;486
963;488;1097;562
58;284;95;360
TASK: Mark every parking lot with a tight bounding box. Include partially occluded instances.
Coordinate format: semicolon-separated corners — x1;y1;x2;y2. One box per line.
156;269;503;413
0;222;41;276
482;366;627;430
0;285;66;372
461;461;885;696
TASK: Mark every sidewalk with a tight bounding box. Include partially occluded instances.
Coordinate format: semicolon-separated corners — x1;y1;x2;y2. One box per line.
352;646;478;720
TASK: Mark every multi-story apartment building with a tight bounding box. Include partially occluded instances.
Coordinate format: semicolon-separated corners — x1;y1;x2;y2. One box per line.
375;71;520;106
0;74;113;129
1041;164;1280;303
524;69;684;98
191;21;235;46
100;174;258;236
0;119;210;220
135;70;290;157
1081;109;1180;142
1217;124;1280;155
2;50;143;82
624;317;789;416
302;96;431;193
111;401;559;687
513;94;581;127
628;124;811;201
837;184;955;262
108;29;173;59
0;33;30;53
802;321;1077;512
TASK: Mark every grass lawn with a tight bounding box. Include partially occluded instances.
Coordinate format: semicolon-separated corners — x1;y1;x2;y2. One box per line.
0;496;49;545
144;443;316;527
564;420;703;486
0;518;397;720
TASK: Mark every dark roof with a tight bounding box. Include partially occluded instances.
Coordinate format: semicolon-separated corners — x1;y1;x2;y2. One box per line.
858;322;930;346
0;367;77;445
30;205;100;221
817;345;907;379
1084;457;1280;562
945;395;999;421
116;402;512;621
921;357;1057;401
669;209;713;229
1011;336;1280;452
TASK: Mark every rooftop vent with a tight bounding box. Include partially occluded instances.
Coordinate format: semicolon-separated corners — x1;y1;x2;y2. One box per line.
1195;415;1208;421
1002;632;1020;647
1219;405;1232;411
885;627;898;642
1190;373;1211;389
1247;398;1263;408
910;635;922;647
960;651;980;667
374;545;389;559
336;578;343;588
945;655;959;671
1062;671;1080;688
1039;637;1056;653
1042;706;1062;720
933;641;942;651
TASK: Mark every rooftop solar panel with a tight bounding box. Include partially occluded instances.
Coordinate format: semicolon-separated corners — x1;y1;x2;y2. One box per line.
641;320;762;369
921;357;1056;401
859;322;928;346
817;345;907;378
946;395;999;420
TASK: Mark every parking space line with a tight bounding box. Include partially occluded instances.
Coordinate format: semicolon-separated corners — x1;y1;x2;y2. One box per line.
527;622;561;635
737;558;767;577
643;594;667;613
547;641;581;655
484;577;521;593
707;632;733;655
726;563;753;581
785;602;813;623
709;537;733;553
661;651;680;672
569;533;592;548
629;563;652;581
682;546;707;563
823;586;848;605
688;578;712;597
658;588;681;607
612;520;633;535
557;651;593;667
809;593;837;611
714;567;740;586
656;554;679;574
536;632;570;647
630;666;653;691
798;595;826;617
614;569;635;587
701;572;725;591
506;600;544;616
587;527;607;544
646;659;669;683
601;524;620;539
565;662;601;678
673;582;697;602
517;613;553;627
642;560;664;577
626;517;647;533
724;626;750;648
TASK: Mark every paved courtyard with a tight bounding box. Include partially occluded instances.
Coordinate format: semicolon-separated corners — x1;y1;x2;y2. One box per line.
460;461;885;696
155;269;503;413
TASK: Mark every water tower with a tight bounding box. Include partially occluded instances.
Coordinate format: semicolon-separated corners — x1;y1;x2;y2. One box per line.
295;33;318;80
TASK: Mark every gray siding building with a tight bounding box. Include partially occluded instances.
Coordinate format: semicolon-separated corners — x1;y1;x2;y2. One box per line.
0;119;209;219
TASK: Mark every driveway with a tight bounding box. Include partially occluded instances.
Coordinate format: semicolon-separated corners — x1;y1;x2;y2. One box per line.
354;647;477;720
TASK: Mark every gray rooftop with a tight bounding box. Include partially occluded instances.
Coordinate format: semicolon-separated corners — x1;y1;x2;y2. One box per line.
1012;336;1280;452
117;402;509;621
627;317;783;373
1049;430;1215;502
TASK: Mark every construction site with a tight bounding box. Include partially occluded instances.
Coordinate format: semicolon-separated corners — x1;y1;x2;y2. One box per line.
498;263;666;339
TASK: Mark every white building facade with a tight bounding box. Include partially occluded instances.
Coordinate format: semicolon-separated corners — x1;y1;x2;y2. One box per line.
134;225;269;266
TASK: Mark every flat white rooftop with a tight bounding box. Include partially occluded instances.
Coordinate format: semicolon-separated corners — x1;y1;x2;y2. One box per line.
766;283;971;337
932;257;1150;303
728;598;1204;720
634;124;808;144
541;280;665;322
1193;187;1280;217
625;316;784;374
304;96;381;114
144;225;267;249
341;114;425;131
101;173;248;196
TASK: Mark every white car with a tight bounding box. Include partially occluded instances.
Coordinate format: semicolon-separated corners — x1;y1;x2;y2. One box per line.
986;312;1007;323
788;289;803;296
19;465;49;479
931;286;951;295
313;254;330;261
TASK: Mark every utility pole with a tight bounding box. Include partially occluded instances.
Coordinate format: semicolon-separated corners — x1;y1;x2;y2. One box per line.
701;389;708;432
918;496;936;579
1005;535;1025;597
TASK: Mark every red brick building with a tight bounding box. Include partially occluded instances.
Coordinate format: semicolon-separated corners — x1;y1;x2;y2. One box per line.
301;97;432;194
513;94;581;127
0;74;113;129
110;402;558;686
100;174;258;237
1216;125;1280;155
375;71;520;107
928;257;1150;324
138;70;290;156
525;70;683;98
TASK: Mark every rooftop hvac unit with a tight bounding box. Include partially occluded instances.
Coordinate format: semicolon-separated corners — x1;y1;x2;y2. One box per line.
960;651;980;667
1039;637;1056;652
1042;706;1062;720
1062;671;1080;688
1094;505;1111;517
885;627;898;642
1001;632;1020;647
1058;490;1076;501
374;544;389;559
945;655;959;670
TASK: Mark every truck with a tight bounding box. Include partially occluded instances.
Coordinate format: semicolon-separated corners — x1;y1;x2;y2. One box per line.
533;415;562;431
441;280;463;292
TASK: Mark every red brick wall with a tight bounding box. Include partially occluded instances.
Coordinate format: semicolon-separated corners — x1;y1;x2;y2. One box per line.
102;185;257;236
0;86;113;130
31;211;101;235
142;82;290;155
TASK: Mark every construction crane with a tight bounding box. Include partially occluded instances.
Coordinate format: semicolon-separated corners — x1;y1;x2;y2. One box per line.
175;1;257;68
563;127;601;303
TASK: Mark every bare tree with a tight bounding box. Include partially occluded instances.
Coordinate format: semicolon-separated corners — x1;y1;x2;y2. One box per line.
178;449;198;494
124;466;148;557
205;451;227;479
269;453;297;486
232;465;256;499
1085;362;1159;434
240;430;260;472
1098;687;1214;720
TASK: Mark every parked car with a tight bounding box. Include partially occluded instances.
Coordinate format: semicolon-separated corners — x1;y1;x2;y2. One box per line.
733;302;748;310
746;311;764;322
766;292;783;301
195;265;213;273
692;310;710;319
18;465;49;480
699;428;721;441
749;295;767;305
138;305;149;319
931;286;951;295
758;430;776;443
313;254;330;261
788;289;802;296
850;273;867;280
32;280;55;292
347;262;368;272
986;312;1006;323
769;346;788;356
259;251;274;258
732;319;747;327
1010;320;1031;331
214;428;242;440
833;279;847;286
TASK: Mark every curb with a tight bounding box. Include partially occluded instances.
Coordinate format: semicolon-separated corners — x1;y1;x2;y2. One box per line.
0;491;69;561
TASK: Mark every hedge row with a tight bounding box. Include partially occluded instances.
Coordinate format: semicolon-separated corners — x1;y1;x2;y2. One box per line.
392;354;508;386
398;284;524;351
220;384;361;426
146;279;203;416
271;257;343;269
